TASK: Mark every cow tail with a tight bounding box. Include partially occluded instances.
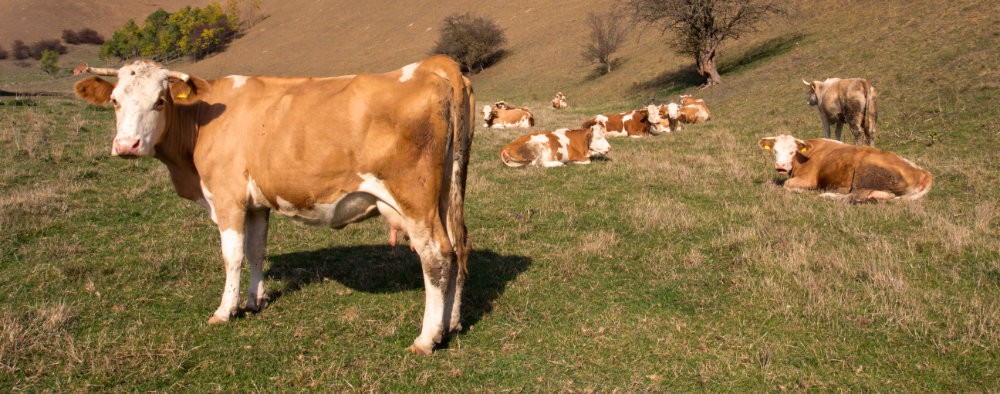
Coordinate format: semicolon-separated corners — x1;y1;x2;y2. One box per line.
863;82;877;145
440;63;474;276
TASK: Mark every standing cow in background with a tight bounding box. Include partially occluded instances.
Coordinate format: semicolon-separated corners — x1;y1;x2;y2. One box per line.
551;92;568;109
72;55;474;355
483;101;534;128
499;115;611;167
581;105;661;138
758;134;931;203
804;78;877;146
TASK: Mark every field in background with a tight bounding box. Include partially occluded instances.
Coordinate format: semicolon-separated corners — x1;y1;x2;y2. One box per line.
2;0;999;390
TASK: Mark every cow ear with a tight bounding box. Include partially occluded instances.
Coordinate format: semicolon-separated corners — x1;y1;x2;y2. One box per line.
758;138;776;150
74;76;115;105
169;76;211;105
796;139;812;153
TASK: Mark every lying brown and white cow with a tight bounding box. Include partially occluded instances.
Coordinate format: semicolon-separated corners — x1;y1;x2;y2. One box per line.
551;92;568;109
483;101;534;128
804;78;877;146
581;105;661;138
678;95;711;123
499;115;611;167
656;103;681;133
758;134;931;203
72;55;474;355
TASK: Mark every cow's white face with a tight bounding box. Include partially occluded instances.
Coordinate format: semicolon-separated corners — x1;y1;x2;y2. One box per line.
645;104;661;125
759;135;808;175
109;61;172;157
665;103;680;120
588;115;611;156
804;80;821;106
481;105;494;125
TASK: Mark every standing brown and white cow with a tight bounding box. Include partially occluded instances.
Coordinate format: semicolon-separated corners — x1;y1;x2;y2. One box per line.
758;134;931;203
499;115;611;167
804;78;877;146
551;92;568;109
482;101;534;128
679;95;711;123
581;105;661;138
72;55;474;355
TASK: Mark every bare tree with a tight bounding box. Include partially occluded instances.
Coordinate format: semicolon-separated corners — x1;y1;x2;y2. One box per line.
581;11;628;75
627;0;784;86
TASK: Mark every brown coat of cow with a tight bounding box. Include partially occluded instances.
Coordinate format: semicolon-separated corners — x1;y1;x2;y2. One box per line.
483;102;534;128
759;135;931;203
581;105;661;138
804;77;877;146
73;55;474;355
499;117;611;167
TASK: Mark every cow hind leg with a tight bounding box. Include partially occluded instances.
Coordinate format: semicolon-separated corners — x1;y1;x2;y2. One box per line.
405;220;457;355
244;210;270;312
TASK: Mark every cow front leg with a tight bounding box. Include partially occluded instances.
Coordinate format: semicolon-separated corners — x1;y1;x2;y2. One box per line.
406;224;454;355
245;209;270;312
208;211;246;324
834;123;844;142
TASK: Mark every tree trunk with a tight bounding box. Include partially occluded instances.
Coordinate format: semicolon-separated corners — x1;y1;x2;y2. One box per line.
696;48;722;86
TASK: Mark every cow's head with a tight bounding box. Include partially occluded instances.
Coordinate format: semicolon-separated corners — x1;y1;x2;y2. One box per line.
644;104;661;125
74;60;209;157
482;105;496;126
803;80;822;106
759;134;811;175
587;115;611;156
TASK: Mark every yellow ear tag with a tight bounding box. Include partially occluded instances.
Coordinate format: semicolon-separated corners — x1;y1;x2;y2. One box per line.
764;146;771;150
176;93;187;99
800;147;807;152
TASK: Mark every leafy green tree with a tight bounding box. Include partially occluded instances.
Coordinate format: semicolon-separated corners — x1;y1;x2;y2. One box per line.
39;50;60;77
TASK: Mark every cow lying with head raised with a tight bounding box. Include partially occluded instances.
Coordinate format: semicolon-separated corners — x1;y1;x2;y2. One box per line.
656;103;681;133
483;101;534;128
758;135;931;203
581;105;661;138
499;115;611;167
804;78;877;146
72;55;474;355
551;92;568;109
678;95;711;124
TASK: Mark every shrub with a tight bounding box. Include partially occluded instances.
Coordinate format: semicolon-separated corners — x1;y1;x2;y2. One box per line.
101;3;239;61
581;11;628;75
431;13;506;74
39;50;60;77
12;40;30;60
64;28;105;45
29;40;68;60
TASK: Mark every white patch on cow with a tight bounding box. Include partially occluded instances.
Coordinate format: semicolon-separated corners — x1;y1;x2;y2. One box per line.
622;113;634;123
213;228;245;320
220;229;243;266
200;182;218;223
246;176;271;209
399;62;420;82
357;173;401;212
551;129;571;161
515;114;532;128
227;75;249;89
527;134;555;166
901;158;924;170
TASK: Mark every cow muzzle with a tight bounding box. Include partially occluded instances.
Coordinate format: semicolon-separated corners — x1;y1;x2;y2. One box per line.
775;165;790;175
113;137;143;157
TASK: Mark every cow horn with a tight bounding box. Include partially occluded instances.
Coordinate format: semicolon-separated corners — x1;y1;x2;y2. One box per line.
75;63;118;77
802;79;810;85
166;70;190;82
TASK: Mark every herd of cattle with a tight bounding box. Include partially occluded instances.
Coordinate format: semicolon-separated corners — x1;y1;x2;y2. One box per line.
490;77;930;203
67;55;931;354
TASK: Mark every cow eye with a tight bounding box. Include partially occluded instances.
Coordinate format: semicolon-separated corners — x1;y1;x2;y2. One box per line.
154;97;165;110
111;98;120;108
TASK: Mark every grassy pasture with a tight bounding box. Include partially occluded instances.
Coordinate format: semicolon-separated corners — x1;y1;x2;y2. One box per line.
2;0;1000;391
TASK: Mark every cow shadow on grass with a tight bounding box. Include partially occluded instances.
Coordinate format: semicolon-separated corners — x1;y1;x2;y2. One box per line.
264;245;531;333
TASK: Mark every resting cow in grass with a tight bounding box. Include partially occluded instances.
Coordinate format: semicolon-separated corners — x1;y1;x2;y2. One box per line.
581;105;661;138
678;95;711;123
482;101;534;128
551;92;568;109
758;134;932;203
656;103;681;133
72;55;474;355
804;78;877;146
499;115;611;167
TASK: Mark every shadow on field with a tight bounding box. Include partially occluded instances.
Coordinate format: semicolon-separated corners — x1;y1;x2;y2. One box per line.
632;32;808;97
265;246;531;329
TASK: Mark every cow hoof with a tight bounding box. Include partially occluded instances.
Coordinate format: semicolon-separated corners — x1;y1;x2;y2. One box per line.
449;323;463;333
207;315;228;325
406;343;433;356
245;297;268;312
